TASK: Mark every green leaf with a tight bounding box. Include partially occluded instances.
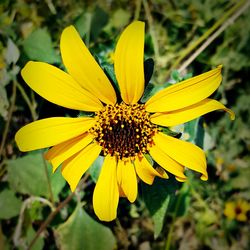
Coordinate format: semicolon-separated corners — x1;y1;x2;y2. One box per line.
144;58;154;85
5;38;20;65
88;155;104;183
74;12;92;38
7;153;65;200
55;204;116;250
0;77;9;119
170;69;181;82
22;226;44;250
102;63;119;89
50;166;66;200
141;83;167;103
0;225;10;250
90;7;109;42
22;29;60;64
167;183;190;217
184;117;205;148
141;177;179;238
0;189;22;219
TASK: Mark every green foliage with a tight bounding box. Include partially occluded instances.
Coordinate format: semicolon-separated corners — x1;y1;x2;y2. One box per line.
0;189;22;219
7;153;65;200
55;204;116;250
88;155;104;183
142;177;179;238
22;29;60;64
0;0;249;249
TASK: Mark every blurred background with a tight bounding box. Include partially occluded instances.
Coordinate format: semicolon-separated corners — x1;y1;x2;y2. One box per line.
0;0;250;249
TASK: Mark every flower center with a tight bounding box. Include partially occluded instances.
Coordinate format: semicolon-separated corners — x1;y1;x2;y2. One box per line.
235;206;242;215
90;103;158;159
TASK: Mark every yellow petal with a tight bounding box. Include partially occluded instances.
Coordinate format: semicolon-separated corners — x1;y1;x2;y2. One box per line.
154;133;208;180
224;202;236;219
93;155;119;221
114;21;145;104
21;61;103;111
117;160;137;202
45;133;94;172
15;117;95;152
134;155;168;185
61;142;101;191
239;200;250;212
146;66;222;112
151;98;235;127
149;144;187;180
236;213;247;222
60;26;116;105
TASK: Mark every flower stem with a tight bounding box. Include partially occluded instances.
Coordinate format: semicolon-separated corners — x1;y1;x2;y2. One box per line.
16;81;37;121
42;154;54;206
165;184;185;250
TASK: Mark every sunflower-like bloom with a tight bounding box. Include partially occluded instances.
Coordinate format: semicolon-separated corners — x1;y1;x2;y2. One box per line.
15;21;235;221
224;200;250;222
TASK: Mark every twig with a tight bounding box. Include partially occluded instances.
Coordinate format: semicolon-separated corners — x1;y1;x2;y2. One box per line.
27;192;75;250
0;80;17;159
42;155;55;205
142;0;160;60
16;81;37;121
178;0;250;73
164;0;247;79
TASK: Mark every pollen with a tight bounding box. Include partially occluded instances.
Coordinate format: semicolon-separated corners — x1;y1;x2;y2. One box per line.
90;103;158;160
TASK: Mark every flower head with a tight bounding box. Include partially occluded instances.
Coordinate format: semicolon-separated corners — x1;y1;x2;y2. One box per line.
15;21;235;221
224;200;250;222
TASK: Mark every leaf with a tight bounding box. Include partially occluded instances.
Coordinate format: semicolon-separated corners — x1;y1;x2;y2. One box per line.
141;83;168;103
88;155;104;183
55;204;116;250
0;225;10;250
184;117;205;149
74;12;92;38
22;29;60;64
5;39;20;65
0;189;22;219
170;69;181;82
22;226;44;250
144;58;154;85
102;63;119;90
141;177;179;238
0;77;9;119
90;7;109;42
7;153;65;200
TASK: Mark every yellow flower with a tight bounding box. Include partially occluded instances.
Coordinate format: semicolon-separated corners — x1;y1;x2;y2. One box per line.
15;21;235;221
224;200;250;222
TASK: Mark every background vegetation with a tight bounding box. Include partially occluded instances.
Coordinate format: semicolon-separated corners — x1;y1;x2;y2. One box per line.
0;0;249;249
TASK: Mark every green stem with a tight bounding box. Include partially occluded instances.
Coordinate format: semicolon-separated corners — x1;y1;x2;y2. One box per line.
165;184;185;250
165;0;247;78
16;82;37;121
42;155;54;206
